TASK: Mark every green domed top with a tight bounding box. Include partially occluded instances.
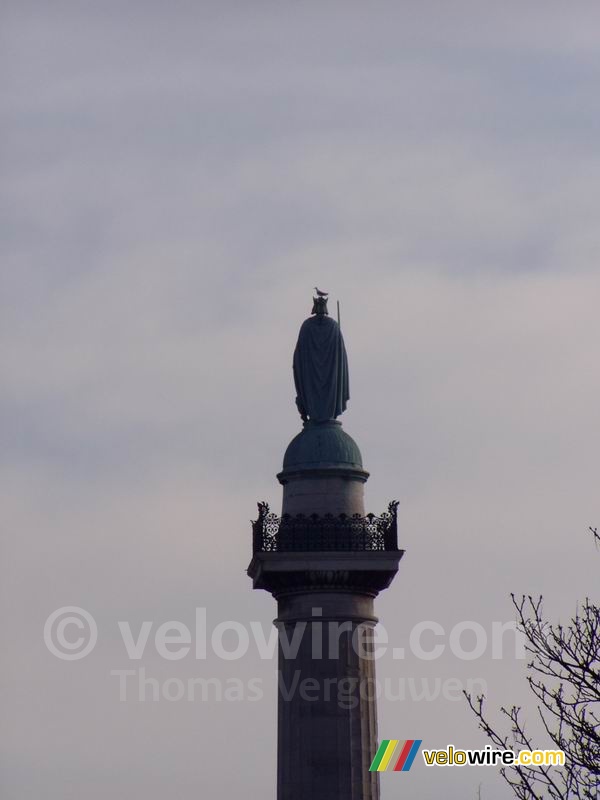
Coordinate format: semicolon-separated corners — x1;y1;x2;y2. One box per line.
282;420;364;472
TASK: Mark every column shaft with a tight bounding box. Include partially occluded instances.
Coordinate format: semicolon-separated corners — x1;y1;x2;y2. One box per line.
276;592;380;800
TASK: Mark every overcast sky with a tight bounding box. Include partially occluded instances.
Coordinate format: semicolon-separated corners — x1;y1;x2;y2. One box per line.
2;3;600;799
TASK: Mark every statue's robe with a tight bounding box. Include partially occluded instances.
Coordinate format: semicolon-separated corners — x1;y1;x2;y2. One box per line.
293;315;349;422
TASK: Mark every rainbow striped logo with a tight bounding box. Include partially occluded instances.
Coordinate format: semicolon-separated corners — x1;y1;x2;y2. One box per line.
369;739;423;772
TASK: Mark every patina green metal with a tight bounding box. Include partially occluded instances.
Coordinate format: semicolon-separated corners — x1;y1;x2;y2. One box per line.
281;420;363;472
293;295;349;423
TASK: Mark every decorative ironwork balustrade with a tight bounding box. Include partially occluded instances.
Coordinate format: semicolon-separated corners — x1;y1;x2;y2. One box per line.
252;501;399;554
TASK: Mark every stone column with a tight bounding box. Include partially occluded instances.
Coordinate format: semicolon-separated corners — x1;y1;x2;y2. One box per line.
248;420;402;800
276;592;380;800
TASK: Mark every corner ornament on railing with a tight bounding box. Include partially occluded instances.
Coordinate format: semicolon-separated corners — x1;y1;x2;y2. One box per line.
252;500;399;554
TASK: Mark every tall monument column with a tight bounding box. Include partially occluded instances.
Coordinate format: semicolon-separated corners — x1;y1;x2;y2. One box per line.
248;294;403;800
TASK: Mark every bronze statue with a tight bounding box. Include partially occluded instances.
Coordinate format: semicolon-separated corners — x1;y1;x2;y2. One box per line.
292;293;349;423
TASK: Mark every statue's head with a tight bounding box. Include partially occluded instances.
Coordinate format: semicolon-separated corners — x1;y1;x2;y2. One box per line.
311;295;329;317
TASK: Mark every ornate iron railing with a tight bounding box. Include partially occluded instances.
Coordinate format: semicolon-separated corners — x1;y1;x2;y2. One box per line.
252;501;399;554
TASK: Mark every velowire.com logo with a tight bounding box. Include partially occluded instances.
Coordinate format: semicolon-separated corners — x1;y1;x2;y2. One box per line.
371;740;566;772
369;739;423;772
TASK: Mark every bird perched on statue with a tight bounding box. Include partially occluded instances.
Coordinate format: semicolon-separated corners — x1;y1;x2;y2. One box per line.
314;287;328;297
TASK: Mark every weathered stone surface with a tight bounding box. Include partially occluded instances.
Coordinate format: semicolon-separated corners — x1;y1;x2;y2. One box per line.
276;594;379;800
280;474;366;516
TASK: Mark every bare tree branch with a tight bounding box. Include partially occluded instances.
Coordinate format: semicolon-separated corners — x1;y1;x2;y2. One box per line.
465;529;600;800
